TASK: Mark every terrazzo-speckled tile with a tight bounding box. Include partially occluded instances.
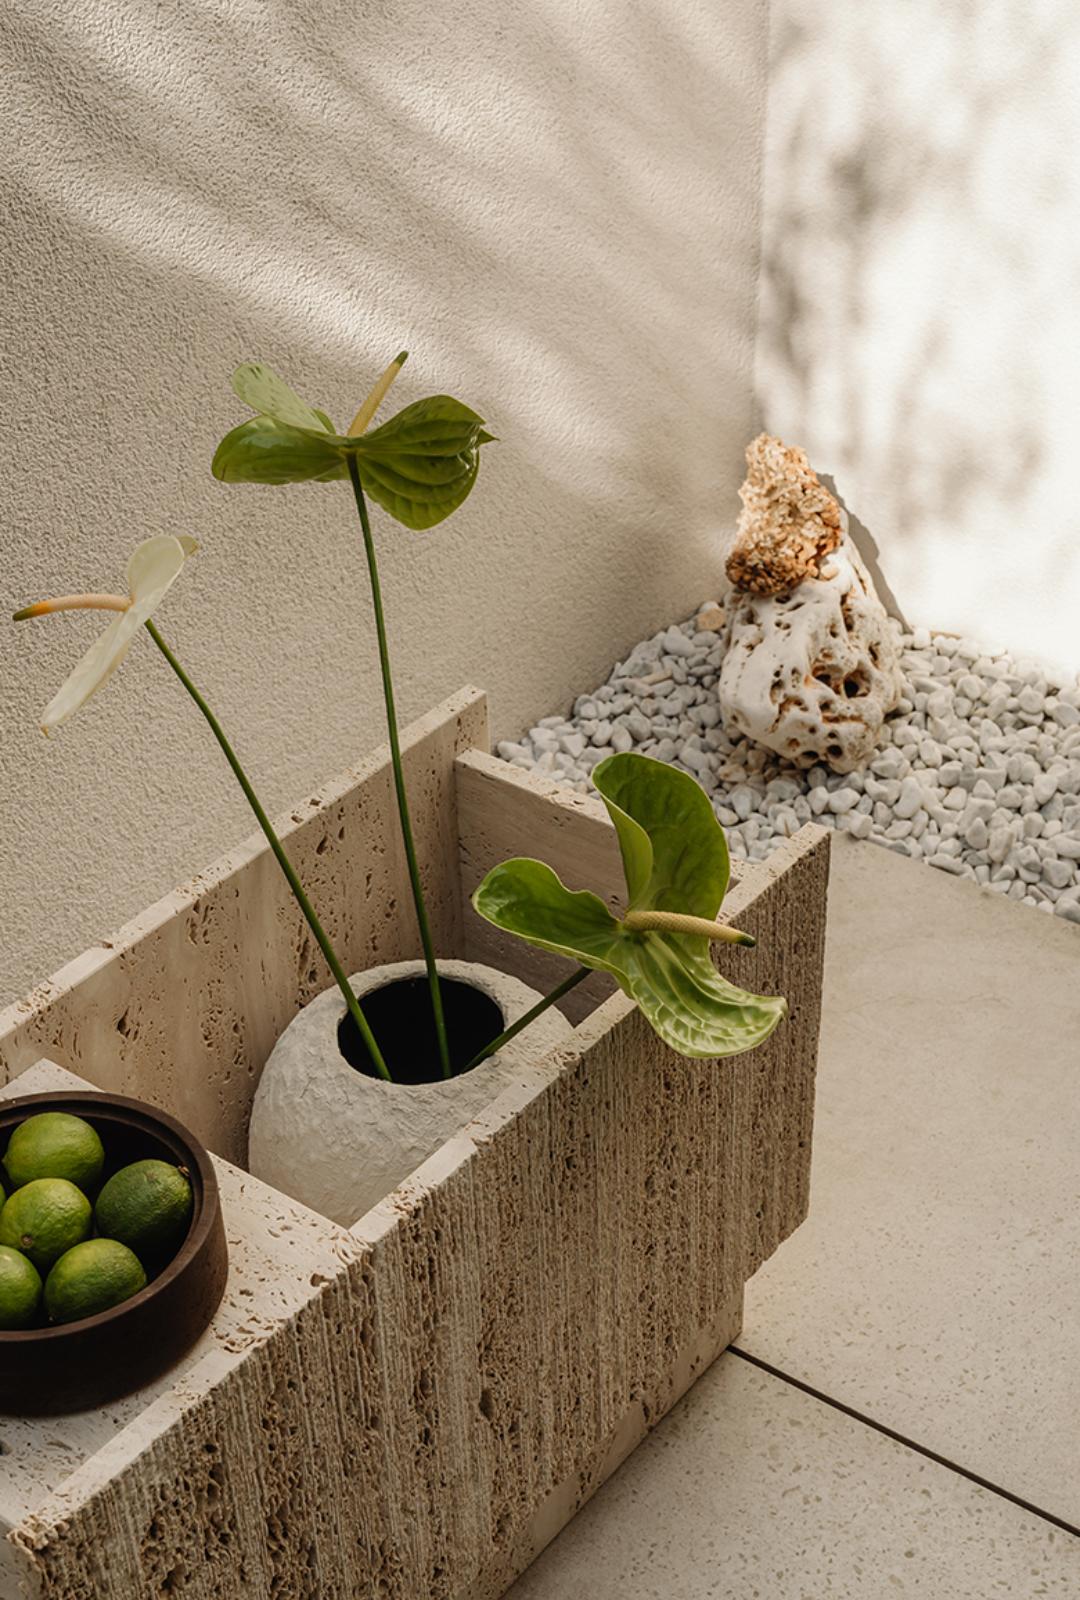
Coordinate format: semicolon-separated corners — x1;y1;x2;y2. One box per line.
740;833;1080;1528
502;1351;1079;1599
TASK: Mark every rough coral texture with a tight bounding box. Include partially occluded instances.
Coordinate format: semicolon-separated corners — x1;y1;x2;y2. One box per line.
726;433;843;595
720;521;904;773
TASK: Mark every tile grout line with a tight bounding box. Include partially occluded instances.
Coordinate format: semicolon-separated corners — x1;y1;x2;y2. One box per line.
728;1345;1080;1541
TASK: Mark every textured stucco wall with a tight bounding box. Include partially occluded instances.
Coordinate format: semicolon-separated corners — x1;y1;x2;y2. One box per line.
0;1;770;1007
757;0;1080;684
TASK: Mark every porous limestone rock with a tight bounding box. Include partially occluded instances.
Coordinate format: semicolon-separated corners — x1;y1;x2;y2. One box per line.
720;474;903;773
726;433;843;595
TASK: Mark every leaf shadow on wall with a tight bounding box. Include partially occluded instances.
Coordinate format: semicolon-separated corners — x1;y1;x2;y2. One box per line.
755;2;1080;585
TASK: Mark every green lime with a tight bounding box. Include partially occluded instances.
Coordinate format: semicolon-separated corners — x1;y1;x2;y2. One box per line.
95;1159;194;1260
4;1112;105;1194
44;1238;147;1325
0;1178;93;1274
0;1244;43;1329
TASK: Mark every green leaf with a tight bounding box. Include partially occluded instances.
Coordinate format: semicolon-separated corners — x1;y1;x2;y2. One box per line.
471;752;785;1059
473;860;625;967
356;395;489;455
231;364;334;434
472;857;785;1059
611;932;787;1057
211;418;349;484
350;396;492;529
593;752;730;919
353;451;481;530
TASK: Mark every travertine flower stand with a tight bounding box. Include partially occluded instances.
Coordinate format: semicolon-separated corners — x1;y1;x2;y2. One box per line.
0;687;829;1600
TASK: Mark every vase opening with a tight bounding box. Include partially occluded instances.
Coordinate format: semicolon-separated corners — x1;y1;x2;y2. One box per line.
337;976;505;1085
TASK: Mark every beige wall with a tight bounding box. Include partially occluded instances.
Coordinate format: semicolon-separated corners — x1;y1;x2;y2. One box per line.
0;1;770;1007
758;0;1080;684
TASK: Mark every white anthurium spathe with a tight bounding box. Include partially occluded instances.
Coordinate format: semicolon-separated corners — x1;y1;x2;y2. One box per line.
15;535;198;733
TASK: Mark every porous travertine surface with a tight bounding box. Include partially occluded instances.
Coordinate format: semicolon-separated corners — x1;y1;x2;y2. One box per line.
0;1060;370;1600
726;433;843;595
0;704;829;1600
720;520;904;773
0;688;492;1167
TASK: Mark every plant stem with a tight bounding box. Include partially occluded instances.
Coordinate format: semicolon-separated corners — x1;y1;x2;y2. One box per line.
346;456;452;1079
460;966;592;1074
144;618;393;1082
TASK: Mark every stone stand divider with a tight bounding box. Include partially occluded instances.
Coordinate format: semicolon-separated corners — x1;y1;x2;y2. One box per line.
0;688;830;1600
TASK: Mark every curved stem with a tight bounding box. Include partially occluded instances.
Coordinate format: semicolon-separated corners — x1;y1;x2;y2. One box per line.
346;457;452;1079
460;966;592;1075
144;619;392;1082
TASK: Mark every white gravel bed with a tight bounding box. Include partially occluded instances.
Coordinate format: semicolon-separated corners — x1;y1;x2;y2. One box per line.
497;610;1080;924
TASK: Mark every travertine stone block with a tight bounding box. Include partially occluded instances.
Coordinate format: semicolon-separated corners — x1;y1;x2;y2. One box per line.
0;688;490;1165
0;1060;369;1600
0;694;829;1599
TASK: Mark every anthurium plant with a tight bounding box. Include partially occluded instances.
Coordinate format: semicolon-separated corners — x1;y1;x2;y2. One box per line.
13;354;786;1083
473;753;787;1058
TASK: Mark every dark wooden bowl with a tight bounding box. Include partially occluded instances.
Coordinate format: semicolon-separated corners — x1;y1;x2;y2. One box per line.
0;1091;228;1415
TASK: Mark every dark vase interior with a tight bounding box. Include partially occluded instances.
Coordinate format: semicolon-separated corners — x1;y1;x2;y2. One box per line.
338;976;505;1084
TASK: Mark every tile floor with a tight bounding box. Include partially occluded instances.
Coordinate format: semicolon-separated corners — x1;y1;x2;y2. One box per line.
504;832;1080;1598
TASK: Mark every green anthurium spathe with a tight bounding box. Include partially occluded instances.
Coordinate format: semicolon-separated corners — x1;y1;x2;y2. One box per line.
211;356;495;530
471;752;788;1059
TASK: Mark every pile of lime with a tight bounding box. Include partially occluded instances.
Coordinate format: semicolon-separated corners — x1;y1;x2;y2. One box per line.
0;1111;194;1330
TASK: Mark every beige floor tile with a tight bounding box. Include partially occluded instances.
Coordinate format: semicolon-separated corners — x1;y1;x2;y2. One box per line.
740;834;1080;1527
503;1352;1079;1599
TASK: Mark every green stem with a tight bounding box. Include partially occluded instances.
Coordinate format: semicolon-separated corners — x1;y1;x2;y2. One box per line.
347;457;452;1079
460;966;592;1075
144;618;393;1082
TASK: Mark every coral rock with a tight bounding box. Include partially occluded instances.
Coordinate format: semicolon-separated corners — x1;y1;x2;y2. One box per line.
726;433;842;595
719;513;903;774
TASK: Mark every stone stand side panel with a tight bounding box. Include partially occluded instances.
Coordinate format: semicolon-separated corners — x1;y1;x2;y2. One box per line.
712;822;832;1251
0;688;490;1166
340;822;830;1599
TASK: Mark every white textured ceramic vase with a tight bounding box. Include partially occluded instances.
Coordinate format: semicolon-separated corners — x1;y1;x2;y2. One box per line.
247;959;574;1226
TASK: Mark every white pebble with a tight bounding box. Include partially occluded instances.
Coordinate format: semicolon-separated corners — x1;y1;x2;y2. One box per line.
681;746;712;775
662;628;695;658
928;853;964;874
1033;772;1059;805
729;786;757;821
828;787;860;814
839;812;873;839
892;777;925;820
